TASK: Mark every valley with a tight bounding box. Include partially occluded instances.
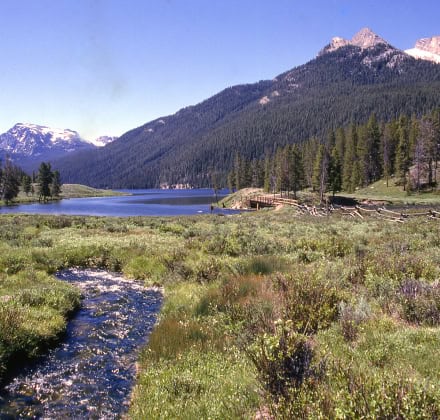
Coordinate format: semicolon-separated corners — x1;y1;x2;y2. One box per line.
1;22;440;419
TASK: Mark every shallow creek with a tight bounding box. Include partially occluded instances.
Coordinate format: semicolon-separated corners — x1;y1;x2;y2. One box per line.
0;269;162;419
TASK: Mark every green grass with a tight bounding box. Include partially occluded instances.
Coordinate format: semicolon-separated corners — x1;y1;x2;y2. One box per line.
342;177;440;204
1;210;440;417
59;184;127;198
0;183;126;207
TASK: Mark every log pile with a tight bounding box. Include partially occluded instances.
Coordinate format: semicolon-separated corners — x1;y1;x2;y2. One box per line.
249;195;440;222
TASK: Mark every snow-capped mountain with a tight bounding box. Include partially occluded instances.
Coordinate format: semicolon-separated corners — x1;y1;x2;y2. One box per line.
0;123;94;157
405;36;440;64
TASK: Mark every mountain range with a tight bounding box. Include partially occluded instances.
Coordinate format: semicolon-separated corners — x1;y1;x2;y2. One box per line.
0;123;117;172
3;28;440;187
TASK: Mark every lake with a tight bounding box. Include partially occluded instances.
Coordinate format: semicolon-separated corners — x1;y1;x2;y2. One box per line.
0;189;234;217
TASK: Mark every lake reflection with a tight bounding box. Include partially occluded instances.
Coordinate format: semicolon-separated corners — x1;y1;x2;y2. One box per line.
0;189;233;217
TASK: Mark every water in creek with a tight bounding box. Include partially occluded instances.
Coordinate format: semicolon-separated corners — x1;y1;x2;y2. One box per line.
0;269;162;419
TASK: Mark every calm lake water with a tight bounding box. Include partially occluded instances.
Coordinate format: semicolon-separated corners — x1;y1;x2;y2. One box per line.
0;189;233;217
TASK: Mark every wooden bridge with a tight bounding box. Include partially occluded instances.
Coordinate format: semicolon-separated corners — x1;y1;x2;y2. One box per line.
248;195;299;209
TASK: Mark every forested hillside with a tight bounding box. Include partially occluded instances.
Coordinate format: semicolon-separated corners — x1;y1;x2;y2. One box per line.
228;110;440;200
55;42;440;188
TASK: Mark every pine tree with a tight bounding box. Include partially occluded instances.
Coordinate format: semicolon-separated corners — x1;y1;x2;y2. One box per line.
22;174;32;196
312;144;329;203
381;121;398;187
263;156;271;192
274;147;289;194
358;114;381;185
342;125;357;192
38;162;54;202
335;127;346;163
302;137;319;188
312;144;324;192
395;116;411;190
233;153;242;191
51;170;62;198
227;171;234;192
431;109;440;187
328;146;342;196
1;158;20;203
289;144;304;198
414;117;436;191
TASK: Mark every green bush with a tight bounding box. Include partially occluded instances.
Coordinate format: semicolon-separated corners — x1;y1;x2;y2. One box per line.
274;272;343;335
246;320;314;398
124;255;166;284
273;363;440;418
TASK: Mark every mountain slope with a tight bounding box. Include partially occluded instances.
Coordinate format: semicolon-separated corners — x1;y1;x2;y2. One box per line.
56;28;440;188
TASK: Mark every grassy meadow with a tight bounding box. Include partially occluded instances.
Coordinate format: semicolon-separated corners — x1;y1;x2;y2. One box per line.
1;209;440;418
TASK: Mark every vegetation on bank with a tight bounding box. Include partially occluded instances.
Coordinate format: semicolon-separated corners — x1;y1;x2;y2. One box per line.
0;183;125;207
0;158;126;207
1;210;440;417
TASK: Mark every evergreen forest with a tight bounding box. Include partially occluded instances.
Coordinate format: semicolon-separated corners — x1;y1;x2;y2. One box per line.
228;110;440;199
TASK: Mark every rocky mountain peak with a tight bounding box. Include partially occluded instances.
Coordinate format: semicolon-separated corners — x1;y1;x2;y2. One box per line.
319;27;389;55
351;27;388;48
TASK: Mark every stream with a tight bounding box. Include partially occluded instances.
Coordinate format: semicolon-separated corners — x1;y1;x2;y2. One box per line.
0;269;163;419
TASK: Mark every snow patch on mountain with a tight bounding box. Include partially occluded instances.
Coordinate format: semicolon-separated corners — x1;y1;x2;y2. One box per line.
90;136;118;147
405;48;440;63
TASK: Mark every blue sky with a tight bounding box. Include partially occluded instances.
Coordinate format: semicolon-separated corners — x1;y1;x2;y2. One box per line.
0;0;439;140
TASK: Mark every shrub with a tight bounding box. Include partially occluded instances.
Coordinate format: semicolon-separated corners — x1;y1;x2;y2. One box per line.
123;255;166;284
246;320;314;398
182;255;226;283
274;362;440;418
339;297;372;341
239;255;288;275
399;279;440;326
274;272;342;335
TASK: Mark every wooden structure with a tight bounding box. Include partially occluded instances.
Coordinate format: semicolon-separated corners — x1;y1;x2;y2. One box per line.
248;194;440;222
